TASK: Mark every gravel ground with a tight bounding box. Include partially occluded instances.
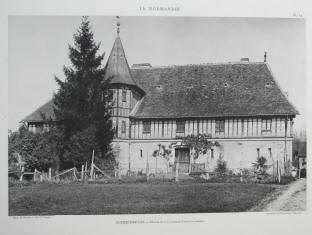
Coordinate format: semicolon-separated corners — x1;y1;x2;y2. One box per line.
250;178;306;212
279;179;306;211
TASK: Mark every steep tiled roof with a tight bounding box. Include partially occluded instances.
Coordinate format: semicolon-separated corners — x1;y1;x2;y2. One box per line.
21;99;55;123
130;62;298;119
104;36;144;94
22;62;298;122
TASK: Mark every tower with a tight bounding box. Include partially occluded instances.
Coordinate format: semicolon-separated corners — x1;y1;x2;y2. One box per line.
104;17;145;140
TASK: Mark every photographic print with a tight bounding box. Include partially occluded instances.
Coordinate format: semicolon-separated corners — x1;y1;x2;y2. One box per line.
8;16;306;216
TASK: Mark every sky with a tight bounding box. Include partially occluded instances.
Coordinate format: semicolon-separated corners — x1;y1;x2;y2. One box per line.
8;16;306;132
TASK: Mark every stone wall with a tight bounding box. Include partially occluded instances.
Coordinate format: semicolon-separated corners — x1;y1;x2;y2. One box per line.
113;137;293;175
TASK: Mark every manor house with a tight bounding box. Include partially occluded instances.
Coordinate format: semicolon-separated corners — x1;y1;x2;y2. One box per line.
22;26;298;175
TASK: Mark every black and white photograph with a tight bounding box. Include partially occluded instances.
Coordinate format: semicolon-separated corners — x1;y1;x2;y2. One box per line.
7;15;307;216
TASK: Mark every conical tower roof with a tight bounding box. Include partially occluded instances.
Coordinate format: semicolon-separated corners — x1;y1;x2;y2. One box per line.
104;35;145;94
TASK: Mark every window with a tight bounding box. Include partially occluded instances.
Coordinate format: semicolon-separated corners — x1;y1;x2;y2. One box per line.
262;118;272;131
143;121;151;134
140;149;143;158
211;149;214;159
257;148;260;158
122;90;127;102
121;121;126;133
215;120;225;132
176;120;185;133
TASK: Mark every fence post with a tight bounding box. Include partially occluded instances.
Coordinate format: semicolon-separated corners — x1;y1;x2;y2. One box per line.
146;152;149;182
272;160;275;179
81;165;84;180
19;166;24;182
33;169;37;181
175;161;179;182
48;168;52;180
90;150;95;180
298;158;302;178
146;163;149;182
276;160;278;181
279;166;282;183
277;160;281;183
73;168;77;181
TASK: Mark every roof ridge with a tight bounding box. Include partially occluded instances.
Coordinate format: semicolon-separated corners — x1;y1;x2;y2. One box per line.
131;61;267;69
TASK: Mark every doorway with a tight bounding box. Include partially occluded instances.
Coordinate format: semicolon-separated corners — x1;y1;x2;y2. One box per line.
175;148;190;173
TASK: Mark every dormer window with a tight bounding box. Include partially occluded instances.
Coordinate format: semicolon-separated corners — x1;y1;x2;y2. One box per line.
156;85;162;90
122;90;127;102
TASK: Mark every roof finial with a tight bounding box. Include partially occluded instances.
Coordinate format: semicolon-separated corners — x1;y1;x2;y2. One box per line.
116;16;121;35
264;51;267;62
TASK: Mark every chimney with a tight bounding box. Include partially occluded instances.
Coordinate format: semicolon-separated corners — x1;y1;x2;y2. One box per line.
240;58;249;62
264;51;267;62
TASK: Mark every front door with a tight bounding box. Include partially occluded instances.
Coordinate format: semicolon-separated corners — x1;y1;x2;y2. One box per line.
175;148;190;173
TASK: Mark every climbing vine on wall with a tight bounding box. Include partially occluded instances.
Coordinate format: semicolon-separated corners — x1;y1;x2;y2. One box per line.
152;143;175;161
180;134;220;159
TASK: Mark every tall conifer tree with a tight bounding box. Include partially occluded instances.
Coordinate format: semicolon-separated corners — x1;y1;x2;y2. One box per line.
53;16;114;167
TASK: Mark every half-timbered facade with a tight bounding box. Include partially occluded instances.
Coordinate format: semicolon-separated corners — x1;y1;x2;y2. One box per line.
22;30;298;175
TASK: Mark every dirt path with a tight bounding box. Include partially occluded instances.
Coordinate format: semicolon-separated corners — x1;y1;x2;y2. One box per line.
250;179;306;212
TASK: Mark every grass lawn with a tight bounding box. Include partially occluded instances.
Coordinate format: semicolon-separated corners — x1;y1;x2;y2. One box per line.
9;182;281;215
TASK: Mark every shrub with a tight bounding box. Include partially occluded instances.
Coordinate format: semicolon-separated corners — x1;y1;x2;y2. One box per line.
279;175;296;185
252;156;269;180
215;155;227;176
8;125;62;172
